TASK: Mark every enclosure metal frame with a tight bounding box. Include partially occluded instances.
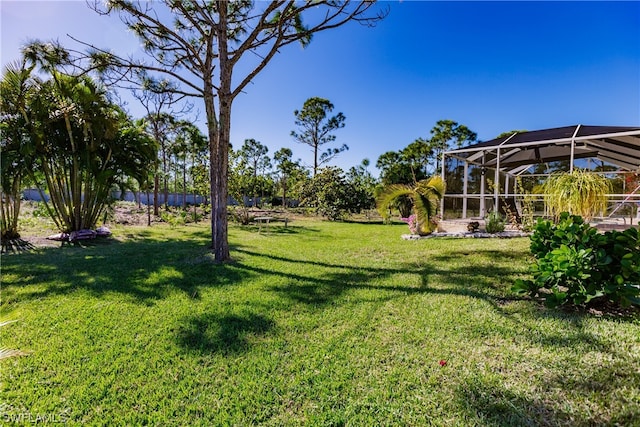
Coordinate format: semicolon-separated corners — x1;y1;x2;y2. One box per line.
440;125;640;220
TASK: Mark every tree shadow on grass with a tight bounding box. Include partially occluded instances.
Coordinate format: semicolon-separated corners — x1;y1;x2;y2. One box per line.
6;228;634;341
231;247;635;361
238;223;320;235
456;374;570;427
1;235;253;305
545;364;640;425
232;247;526;310
1;222;319;308
1;238;37;254
177;311;275;355
456;361;640;426
342;219;387;225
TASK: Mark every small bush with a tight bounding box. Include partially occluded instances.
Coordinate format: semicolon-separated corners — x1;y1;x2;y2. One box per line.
484;211;505;233
528;213;598;258
199;203;211;217
516;177;536;232
160;210;186;228
229;206;251;225
31;202;51;218
513;213;640;308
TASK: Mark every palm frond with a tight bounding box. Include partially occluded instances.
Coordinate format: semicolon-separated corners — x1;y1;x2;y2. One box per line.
376;184;413;219
0;320;18;327
0;319;29;360
417;176;446;200
376;176;446;233
0;348;29;360
413;191;434;231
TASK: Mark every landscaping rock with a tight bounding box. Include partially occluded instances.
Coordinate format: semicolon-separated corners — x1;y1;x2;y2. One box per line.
402;231;531;240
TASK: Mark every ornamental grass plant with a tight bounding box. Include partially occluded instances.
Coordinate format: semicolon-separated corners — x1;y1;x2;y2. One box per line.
543;169;611;220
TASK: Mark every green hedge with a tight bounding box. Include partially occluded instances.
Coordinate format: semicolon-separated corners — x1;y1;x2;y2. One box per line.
513;213;640;308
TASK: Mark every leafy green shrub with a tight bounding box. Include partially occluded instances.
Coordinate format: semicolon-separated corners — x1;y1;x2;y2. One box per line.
159;206;205;225
199;203;211;217
160;210;186;228
189;210;205;223
598;227;640;304
528;213;598;258
18;201;55;230
300;167;352;221
484;211;505;233
31;202;51;218
229;206;251;225
513;213;640;308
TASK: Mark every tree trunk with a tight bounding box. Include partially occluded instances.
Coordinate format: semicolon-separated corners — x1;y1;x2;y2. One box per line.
146;188;151;226
193;190;197;222
191;151;197;221
174;162;178;202
215;96;231;260
183;161;187;208
282;177;286;209
203;3;233;261
153;173;159;216
163;147;168;209
205;86;230;261
283;174;289;209
313;145;318;177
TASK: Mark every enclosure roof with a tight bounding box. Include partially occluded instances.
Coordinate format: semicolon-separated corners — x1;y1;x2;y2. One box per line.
445;125;640;173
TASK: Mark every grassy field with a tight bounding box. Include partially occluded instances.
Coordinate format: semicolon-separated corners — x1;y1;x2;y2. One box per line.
2;218;639;426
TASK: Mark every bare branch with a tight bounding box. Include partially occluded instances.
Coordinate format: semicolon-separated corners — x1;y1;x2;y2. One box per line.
67;35;205;97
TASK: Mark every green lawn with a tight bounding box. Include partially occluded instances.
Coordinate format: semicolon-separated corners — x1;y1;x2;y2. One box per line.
2;219;639;425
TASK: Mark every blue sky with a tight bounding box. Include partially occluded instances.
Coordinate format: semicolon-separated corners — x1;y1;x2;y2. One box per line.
2;1;639;176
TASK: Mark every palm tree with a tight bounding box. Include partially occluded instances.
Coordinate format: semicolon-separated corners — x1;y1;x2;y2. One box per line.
0;60;36;240
7;43;158;233
376;176;446;235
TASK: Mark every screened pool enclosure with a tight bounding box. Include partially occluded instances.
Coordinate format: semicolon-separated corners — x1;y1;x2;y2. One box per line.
441;125;640;222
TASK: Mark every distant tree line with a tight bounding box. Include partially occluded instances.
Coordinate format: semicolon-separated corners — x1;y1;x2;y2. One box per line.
1;44;479;237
